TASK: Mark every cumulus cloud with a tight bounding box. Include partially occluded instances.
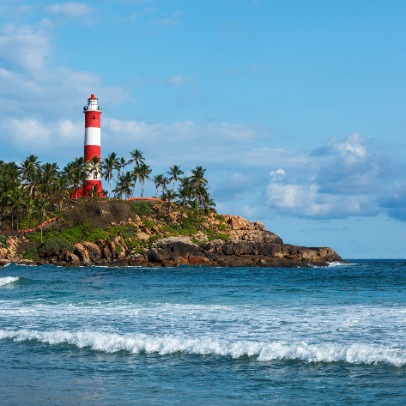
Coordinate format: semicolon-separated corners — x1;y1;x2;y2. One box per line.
0;22;51;72
263;135;387;219
0;118;82;160
310;134;382;195
378;182;406;221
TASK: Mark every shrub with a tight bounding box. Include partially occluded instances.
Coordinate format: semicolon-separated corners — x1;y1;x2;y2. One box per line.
142;219;156;230
0;234;7;245
60;224;109;243
218;223;228;231
22;247;39;261
106;223;138;238
131;201;153;216
37;238;73;260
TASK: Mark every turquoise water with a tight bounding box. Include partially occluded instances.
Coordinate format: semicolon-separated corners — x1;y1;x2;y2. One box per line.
0;261;405;405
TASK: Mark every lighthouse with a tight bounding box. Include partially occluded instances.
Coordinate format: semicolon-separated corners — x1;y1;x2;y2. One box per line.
83;94;103;197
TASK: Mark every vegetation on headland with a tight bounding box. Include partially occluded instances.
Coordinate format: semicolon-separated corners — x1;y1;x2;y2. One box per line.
0;150;225;261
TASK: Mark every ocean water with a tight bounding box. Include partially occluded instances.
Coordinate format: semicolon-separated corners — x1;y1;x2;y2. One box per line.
0;260;405;405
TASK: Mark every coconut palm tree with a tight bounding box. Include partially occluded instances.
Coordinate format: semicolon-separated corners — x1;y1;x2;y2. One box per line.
202;192;216;227
102;152;120;199
153;174;164;197
167;165;184;189
190;166;208;207
39;162;60;198
162;189;177;215
35;197;53;242
113;171;134;200
128;149;144;170
117;157;128;179
177;177;194;226
62;157;85;198
19;154;41;199
137;163;152;197
85;156;102;181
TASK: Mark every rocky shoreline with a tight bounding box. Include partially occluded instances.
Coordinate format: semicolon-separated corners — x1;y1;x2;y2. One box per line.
0;214;343;268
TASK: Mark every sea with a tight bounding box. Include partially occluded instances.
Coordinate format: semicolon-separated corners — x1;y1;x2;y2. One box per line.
0;260;405;405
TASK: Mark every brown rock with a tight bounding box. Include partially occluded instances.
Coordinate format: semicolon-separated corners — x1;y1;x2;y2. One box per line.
82;242;102;263
65;251;81;266
74;243;91;265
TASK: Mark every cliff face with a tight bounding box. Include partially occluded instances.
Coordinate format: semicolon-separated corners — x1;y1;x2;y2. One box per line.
59;215;342;267
0;209;343;268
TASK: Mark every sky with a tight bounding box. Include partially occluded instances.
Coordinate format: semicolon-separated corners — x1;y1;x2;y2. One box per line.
1;0;406;259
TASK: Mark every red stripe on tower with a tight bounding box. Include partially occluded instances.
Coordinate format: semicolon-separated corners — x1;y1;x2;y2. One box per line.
83;94;103;197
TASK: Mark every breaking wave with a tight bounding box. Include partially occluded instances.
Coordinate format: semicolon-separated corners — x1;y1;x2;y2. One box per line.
0;329;404;367
0;276;19;287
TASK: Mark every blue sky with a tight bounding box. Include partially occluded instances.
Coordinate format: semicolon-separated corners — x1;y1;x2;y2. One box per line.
1;0;406;258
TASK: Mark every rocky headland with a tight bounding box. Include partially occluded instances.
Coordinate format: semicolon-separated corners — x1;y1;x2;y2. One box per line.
0;201;342;268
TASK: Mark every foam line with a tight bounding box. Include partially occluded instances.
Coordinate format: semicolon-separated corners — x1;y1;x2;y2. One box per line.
0;276;19;286
0;329;404;367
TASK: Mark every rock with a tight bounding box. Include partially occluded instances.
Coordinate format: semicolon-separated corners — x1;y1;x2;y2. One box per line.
0;258;10;266
74;243;91;265
102;245;113;261
65;251;81;266
82;242;102;263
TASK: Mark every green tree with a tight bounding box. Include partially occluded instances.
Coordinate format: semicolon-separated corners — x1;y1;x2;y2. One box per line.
162;189;177;214
113;171;134;199
102;152;120;199
167;165;184;189
137;163;152;197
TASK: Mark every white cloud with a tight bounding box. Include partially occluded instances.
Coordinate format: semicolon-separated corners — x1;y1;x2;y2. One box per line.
46;3;93;19
265;169;379;219
262;135;388;219
332;133;366;159
0;22;51;72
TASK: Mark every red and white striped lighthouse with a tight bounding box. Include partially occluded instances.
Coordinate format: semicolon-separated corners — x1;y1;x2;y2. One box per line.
83;93;103;197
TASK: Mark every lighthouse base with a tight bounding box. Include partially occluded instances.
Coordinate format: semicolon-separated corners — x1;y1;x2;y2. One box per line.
71;181;104;199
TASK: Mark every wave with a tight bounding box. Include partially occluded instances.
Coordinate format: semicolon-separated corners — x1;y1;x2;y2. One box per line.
0;276;20;286
0;329;404;367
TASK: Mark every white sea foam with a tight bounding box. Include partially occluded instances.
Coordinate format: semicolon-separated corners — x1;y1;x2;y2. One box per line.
0;276;19;286
0;329;404;367
328;261;350;267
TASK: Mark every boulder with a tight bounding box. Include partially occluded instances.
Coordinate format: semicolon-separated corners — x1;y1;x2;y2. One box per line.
82;242;102;263
74;243;91;265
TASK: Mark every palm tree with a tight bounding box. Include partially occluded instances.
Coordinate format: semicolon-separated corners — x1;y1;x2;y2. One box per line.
5;187;24;230
39;162;60;198
167;165;184;189
161;176;170;197
131;167;139;197
153;174;164;197
19;154;41;199
190;166;208;207
102;152;120;199
177;177;193;226
137;163;152;197
117;157;128;179
54;174;71;212
113;171;134;200
85;156;102;181
202;192;216;227
35;197;53;242
162;189;177;215
63;157;85;199
128;149;144;170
